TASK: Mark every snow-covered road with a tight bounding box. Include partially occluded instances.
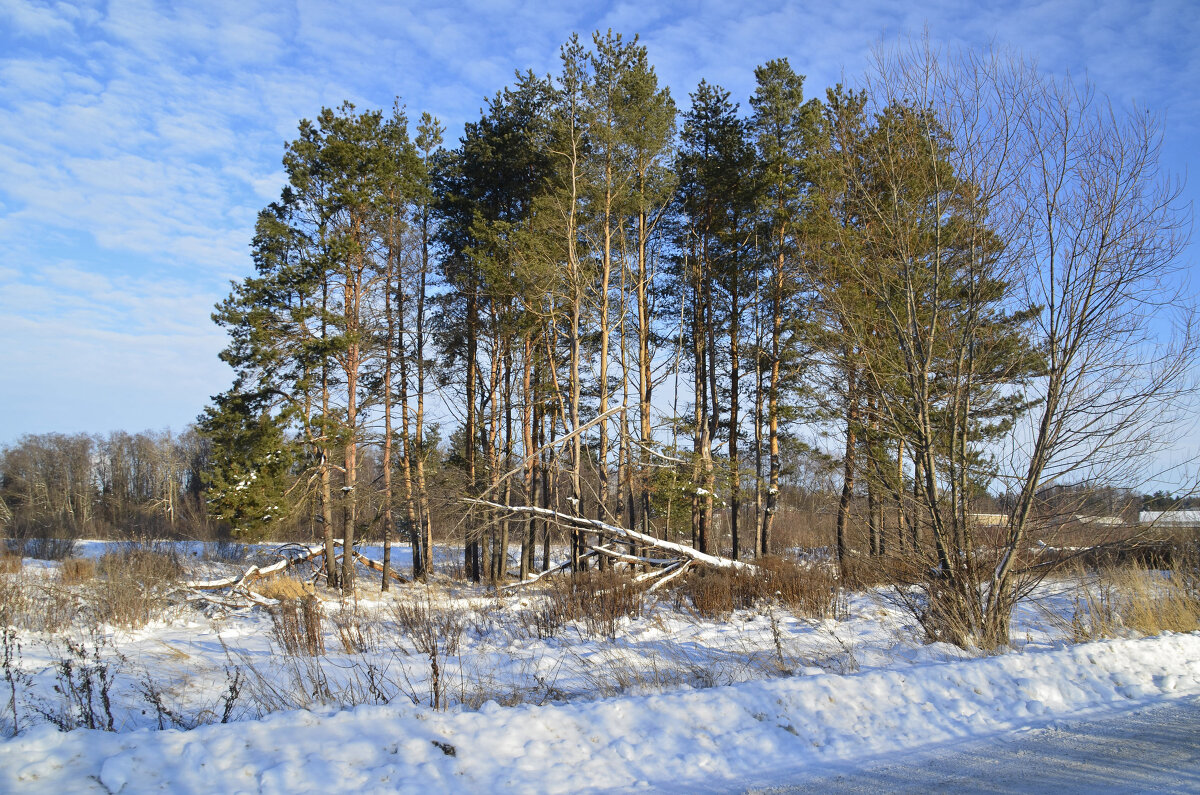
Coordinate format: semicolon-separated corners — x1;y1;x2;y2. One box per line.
758;697;1200;794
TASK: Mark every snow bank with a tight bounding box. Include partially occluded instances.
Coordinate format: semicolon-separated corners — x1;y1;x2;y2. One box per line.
2;633;1198;794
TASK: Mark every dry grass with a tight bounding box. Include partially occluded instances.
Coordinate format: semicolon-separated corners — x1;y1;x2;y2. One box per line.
768;510;836;554
60;558;96;585
0;571;34;628
756;556;843;618
0;571;75;633
268;595;325;656
330;601;382;654
389;598;466;657
1089;566;1198;638
97;545;183;584
677;558;843;620
0;551;20;575
543;570;644;639
1068;543;1200;640
253;576;311;601
92;545;184;629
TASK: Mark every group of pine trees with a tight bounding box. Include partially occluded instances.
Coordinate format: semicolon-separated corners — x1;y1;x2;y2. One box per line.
202;31;1190;650
205;30;1032;585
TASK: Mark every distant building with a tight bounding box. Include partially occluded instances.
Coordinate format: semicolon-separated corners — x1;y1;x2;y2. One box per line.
1139;510;1200;527
1073;515;1127;527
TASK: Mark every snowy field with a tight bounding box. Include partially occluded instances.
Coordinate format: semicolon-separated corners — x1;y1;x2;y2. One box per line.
0;541;1197;793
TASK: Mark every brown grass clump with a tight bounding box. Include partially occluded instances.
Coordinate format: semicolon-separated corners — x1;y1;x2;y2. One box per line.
60;557;96;585
253;575;311;601
838;553;913;590
0;569;33;628
680;569;737;619
268;595;325;656
0;549;21;574
1072;564;1200;639
1067;538;1200;640
92;545;184;628
757;556;842;618
545;570;644;639
97;545;184;584
679;558;843;620
0;568;74;632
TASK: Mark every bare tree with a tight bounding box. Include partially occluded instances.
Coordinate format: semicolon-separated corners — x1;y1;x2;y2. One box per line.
854;40;1196;647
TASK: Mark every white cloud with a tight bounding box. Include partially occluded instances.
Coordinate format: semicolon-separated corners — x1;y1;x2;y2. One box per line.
0;262;231;437
0;0;1195;441
0;0;76;38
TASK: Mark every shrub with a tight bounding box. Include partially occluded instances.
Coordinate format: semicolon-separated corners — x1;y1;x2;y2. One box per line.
681;569;736;619
268;595;325;656
330;601;381;654
204;540;249;564
388;597;468;710
92;545;184;628
36;633;123;732
60;558;96;585
678;558;844;620
545;570;643;639
757;556;843;618
389;599;466;657
0;550;20;575
21;537;78;562
98;544;183;583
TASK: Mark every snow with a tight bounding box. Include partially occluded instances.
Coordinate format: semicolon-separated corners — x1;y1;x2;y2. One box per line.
1;544;1198;792
1;634;1197;793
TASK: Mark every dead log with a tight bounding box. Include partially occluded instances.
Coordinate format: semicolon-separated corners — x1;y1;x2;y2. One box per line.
354;551;408;582
184;541;334;590
468;500;757;574
498;550;598;590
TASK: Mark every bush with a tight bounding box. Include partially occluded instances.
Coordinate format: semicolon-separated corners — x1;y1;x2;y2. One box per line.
390;599;466;657
92;545;184;628
388;597;468;710
60;558;95;585
98;544;183;583
545;570;643;639
0;551;20;575
20;537;77;562
678;558;842;620
757;556;842;618
268;595;325;656
681;569;736;619
204;539;249;564
330;601;381;654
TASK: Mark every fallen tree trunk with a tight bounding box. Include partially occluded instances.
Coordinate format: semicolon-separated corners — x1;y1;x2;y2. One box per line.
354;551;408;583
467;500;757;578
499;551;598;590
179;540;407;611
184;541;333;590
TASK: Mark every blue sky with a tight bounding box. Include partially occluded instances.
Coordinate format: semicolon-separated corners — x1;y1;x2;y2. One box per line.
1;0;1198;445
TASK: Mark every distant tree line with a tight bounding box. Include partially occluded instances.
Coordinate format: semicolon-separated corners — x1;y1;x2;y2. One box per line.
0;430;211;540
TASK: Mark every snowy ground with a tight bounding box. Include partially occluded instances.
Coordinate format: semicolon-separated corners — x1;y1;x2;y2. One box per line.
1;542;1198;793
